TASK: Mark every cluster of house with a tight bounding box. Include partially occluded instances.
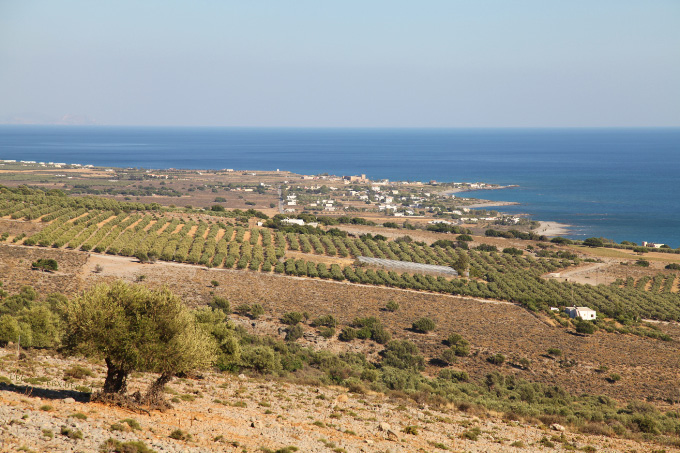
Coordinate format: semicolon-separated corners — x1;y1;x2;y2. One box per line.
1;159;94;169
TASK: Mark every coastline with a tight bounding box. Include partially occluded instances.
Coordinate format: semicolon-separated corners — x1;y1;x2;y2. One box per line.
438;184;518;197
463;200;519;209
534;220;571;237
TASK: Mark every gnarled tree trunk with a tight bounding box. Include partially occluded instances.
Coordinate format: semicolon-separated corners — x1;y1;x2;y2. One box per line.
136;372;174;410
103;358;129;394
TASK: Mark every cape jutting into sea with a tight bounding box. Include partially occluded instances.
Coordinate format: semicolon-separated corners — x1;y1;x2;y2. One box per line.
1;126;679;247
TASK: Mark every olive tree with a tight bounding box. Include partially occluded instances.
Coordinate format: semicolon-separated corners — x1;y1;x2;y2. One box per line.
65;281;216;407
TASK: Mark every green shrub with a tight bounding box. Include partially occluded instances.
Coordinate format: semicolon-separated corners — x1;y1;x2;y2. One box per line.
402;425;419;435
460;427;481;441
285;325;304;342
60;426;83;440
310;315;337;328
574;319;596;335
441;348;457;365
281;312;304;325
240;346;281;374
250;304;265;319
412;317;436;333
235;303;265;319
338;327;357;342
381;340;425;371
348;317;391;344
547;347;562;357
169;429;193;441
438;368;468;382
31;258;58;272
606;373;621;383
385;300;400;312
120;418;141;431
318;327;335;339
446;333;470;356
208;296;231;314
487;353;505;365
64;365;94;380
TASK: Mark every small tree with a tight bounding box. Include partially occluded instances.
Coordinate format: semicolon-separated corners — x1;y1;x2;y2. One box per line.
583;237;604;248
453;252;469;275
64;282;216;408
32;258;58;272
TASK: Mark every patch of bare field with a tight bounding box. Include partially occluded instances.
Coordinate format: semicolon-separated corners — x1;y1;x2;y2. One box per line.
142;219;157;232
0;244;86;296
0;218;45;238
549;261;619;286
187;224;198;237
1;348;663;453
96;214;117;228
125;217;143;231
284;250;355;266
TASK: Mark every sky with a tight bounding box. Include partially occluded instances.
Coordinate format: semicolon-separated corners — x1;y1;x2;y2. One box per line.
1;1;679;127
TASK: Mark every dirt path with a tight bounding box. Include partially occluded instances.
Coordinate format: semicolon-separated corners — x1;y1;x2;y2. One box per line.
551;261;615;285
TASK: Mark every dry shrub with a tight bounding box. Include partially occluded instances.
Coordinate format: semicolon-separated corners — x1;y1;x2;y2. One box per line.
503;411;522;422
578;422;614;437
538;414;565;426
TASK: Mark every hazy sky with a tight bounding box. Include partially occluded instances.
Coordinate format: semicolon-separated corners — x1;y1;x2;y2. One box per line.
1;1;679;127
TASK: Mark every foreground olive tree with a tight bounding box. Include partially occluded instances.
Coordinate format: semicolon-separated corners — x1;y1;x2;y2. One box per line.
65;281;216;408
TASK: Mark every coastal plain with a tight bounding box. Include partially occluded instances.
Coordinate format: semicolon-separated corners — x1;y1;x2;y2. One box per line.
1;165;680;452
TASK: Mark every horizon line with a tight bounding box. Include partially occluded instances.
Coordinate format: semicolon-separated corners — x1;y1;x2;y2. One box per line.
1;124;680;130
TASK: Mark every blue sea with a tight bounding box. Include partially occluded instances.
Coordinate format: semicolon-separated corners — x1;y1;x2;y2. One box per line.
1;126;679;247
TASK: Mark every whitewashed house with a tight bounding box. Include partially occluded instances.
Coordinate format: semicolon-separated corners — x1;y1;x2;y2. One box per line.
564;306;596;320
282;218;305;226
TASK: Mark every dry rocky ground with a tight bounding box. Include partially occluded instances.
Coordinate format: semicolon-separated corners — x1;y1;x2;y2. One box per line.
1;244;680;404
0;349;670;453
2;244;680;451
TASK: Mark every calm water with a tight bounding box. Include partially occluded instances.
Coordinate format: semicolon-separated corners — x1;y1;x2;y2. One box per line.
1;126;679;246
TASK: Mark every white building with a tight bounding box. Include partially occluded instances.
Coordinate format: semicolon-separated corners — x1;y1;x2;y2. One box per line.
282;218;305;226
564;306;596;320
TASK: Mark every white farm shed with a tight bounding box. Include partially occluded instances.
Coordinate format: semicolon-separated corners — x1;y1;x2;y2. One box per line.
564;306;596;320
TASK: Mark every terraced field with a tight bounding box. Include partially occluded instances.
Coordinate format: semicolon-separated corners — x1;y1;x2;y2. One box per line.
3;188;680;321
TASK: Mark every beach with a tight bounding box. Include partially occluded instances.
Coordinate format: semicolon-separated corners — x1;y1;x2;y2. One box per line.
535;220;571;237
462;200;519;209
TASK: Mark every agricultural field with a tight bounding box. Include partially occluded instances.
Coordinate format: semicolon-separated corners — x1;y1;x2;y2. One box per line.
2;186;680;451
3;186;680;323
